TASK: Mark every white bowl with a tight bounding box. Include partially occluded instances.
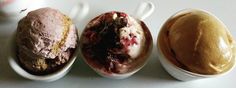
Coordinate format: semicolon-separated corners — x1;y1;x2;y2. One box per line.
79;1;154;79
157;8;236;81
7;2;89;82
8;33;79;82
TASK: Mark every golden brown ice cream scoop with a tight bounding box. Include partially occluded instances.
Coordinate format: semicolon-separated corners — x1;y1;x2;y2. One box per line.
158;9;236;75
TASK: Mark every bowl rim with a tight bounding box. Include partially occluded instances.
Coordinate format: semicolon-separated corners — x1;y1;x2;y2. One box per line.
157;8;236;78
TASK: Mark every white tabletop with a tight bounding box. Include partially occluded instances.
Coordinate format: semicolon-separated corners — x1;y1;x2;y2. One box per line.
0;0;235;88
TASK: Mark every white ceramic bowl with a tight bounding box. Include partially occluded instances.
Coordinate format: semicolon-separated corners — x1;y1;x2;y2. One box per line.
8;33;79;82
80;1;155;79
157;8;236;81
7;2;89;82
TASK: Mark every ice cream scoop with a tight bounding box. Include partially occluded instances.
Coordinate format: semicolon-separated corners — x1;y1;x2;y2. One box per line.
8;2;89;82
15;7;78;75
80;11;153;79
157;9;236;81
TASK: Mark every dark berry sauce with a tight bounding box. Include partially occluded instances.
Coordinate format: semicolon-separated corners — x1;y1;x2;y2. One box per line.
82;12;130;73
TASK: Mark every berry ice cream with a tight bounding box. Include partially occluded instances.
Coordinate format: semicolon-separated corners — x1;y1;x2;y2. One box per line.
80;11;152;75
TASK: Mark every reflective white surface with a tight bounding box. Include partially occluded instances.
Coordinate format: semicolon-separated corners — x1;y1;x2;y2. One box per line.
0;0;236;88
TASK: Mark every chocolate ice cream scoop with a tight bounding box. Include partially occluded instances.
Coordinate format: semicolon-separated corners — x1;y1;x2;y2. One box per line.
80;11;153;76
158;9;236;75
16;7;78;75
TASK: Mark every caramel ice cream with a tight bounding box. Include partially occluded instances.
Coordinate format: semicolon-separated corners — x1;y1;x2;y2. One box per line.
158;9;236;75
16;8;78;75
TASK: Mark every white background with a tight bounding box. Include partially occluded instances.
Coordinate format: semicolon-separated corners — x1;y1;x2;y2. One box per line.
0;0;235;88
